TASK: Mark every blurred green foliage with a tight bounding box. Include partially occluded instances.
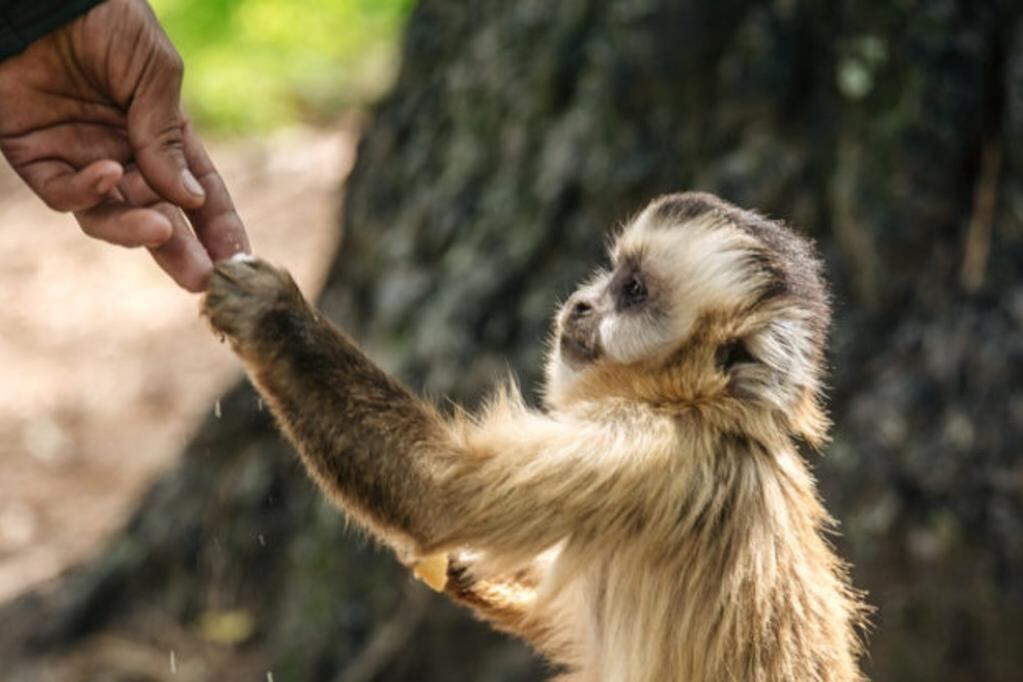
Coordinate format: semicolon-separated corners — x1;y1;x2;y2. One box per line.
151;0;414;133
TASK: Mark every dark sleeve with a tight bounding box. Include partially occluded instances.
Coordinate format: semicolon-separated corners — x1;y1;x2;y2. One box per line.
0;0;108;61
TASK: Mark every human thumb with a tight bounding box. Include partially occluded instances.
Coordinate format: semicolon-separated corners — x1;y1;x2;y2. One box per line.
127;49;206;210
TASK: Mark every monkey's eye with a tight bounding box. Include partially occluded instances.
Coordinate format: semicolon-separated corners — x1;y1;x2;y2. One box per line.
717;339;755;370
621;274;647;308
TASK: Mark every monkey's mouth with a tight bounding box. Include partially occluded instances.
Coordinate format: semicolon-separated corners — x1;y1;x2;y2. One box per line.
560;333;600;370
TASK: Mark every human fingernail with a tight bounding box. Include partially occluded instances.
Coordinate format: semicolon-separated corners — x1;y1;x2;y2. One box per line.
182;169;205;198
95;174;118;195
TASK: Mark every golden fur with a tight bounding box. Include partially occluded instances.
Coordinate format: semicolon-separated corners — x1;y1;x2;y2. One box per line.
203;192;868;681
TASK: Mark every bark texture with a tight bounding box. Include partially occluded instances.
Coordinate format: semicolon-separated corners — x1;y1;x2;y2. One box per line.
4;0;1023;680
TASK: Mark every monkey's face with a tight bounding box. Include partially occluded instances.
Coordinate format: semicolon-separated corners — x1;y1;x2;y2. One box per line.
545;192;830;443
548;207;760;394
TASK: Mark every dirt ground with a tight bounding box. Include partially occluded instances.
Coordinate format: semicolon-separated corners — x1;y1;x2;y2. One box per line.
0;125;354;610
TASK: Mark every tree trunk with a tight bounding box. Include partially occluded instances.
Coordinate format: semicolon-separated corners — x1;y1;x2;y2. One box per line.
4;0;1023;680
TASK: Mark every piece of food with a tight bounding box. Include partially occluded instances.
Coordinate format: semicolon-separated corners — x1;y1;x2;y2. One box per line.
412;553;449;592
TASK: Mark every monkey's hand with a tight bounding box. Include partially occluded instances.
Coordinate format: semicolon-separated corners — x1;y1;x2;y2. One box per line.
445;554;548;645
202;255;314;361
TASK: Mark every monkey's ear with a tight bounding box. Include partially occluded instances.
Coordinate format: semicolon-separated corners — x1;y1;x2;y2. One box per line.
717;337;766;402
715;338;756;372
729;317;822;414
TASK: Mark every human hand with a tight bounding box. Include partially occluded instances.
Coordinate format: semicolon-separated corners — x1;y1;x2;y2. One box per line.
0;0;249;291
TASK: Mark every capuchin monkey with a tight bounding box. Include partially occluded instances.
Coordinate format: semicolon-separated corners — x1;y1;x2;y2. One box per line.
203;191;868;682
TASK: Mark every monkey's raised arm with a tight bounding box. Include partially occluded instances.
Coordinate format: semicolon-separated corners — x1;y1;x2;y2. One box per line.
203;258;685;561
203;257;452;546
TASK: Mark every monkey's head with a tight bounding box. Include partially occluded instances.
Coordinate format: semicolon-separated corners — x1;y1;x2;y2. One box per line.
544;192;831;446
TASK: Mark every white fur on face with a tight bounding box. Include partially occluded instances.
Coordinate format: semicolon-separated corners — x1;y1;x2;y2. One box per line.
609;214;765;354
545;345;580;407
598;311;672;365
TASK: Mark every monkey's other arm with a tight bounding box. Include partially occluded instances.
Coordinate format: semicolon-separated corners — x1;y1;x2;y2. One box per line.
202;258;685;564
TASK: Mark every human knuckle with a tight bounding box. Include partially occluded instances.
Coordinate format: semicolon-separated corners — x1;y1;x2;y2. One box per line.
152;123;185;148
159;46;185;79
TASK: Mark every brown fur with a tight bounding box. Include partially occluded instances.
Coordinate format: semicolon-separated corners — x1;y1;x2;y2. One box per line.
203;193;869;681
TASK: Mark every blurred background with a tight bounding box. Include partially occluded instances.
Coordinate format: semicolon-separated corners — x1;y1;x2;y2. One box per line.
2;1;1022;680
152;0;412;132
